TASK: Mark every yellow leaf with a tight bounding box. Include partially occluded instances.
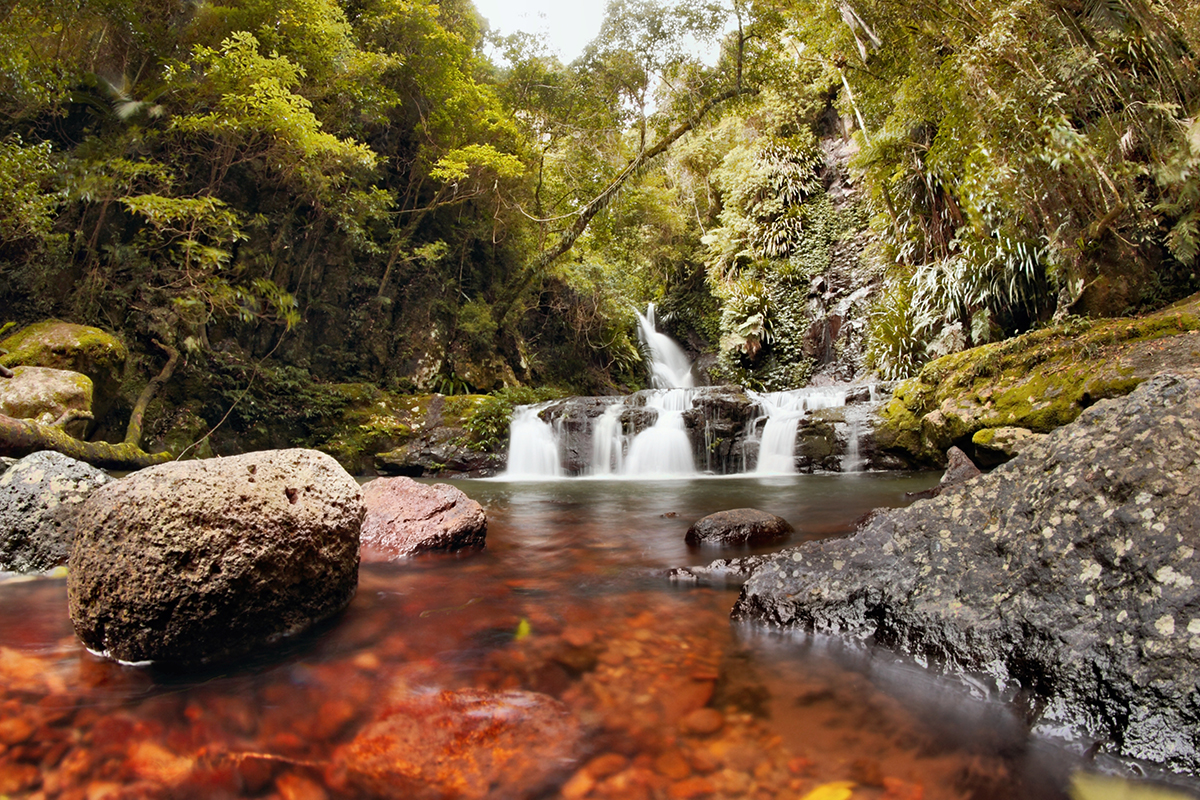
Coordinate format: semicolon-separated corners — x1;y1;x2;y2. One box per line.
800;781;856;800
514;618;532;640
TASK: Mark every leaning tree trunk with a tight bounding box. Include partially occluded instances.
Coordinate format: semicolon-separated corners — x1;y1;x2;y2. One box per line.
0;341;178;470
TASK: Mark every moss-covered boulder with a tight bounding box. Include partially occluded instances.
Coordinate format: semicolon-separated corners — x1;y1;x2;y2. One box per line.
0;367;94;437
0;321;127;422
875;294;1200;465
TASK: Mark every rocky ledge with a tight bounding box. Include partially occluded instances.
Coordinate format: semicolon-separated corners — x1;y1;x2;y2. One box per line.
734;372;1200;774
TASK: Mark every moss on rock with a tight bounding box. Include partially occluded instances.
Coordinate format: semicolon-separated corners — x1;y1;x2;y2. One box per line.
0;321;127;422
876;294;1200;465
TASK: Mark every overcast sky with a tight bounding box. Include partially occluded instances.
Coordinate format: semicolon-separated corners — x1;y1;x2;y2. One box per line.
472;0;608;63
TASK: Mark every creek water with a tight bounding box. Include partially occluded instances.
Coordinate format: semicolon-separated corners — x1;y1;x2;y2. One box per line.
0;472;1168;799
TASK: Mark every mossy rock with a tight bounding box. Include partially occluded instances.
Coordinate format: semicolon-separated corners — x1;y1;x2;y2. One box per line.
313;387;491;475
0;321;127;419
876;293;1200;466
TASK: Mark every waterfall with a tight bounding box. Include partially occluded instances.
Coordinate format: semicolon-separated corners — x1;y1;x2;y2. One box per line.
590;404;626;476
635;303;694;389
749;388;848;474
504;406;562;478
623;389;696;476
842;419;863;473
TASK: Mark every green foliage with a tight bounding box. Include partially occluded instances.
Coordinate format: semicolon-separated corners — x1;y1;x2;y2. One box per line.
0;137;61;254
461;386;563;451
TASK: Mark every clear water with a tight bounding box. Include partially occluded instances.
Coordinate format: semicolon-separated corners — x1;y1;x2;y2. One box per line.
0;473;1194;799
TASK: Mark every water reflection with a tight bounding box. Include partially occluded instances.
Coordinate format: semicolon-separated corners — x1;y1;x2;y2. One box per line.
1;473;1196;799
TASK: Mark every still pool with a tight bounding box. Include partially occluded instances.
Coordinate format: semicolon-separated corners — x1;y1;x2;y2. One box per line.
0;472;1193;799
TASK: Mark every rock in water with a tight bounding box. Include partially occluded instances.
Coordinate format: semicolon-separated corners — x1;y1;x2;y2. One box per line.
359;476;486;560
0;451;112;572
68;449;363;667
333;689;583;800
685;508;793;547
734;373;1200;773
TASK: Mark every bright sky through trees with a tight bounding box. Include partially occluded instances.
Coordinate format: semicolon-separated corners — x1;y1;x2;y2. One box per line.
473;0;607;62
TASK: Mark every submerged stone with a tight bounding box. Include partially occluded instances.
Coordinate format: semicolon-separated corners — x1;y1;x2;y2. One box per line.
686;509;793;547
735;372;1200;774
359;476;486;560
0;451;112;573
332;688;584;800
67;449;363;667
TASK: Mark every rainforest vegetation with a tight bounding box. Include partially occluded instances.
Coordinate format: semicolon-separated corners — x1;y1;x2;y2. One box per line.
1;0;1198;452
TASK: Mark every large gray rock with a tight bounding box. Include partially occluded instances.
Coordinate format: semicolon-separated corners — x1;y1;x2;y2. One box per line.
0;451;112;572
733;373;1200;773
68;449;363;667
360;476;486;560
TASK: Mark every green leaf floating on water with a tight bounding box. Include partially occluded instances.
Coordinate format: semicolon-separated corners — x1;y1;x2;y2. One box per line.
1071;773;1195;800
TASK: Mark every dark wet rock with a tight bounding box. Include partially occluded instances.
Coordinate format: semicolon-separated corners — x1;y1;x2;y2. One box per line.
333;688;584;800
0;451;112;572
360;476;486;560
375;428;502;478
972;426;1047;467
734;373;1200;773
906;446;981;500
686;508;793;547
68;449;362;667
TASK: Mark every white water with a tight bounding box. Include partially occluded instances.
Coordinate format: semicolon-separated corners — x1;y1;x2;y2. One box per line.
505;405;562;478
624;389;696;476
590;403;626;476
749;388;849;475
635;303;694;389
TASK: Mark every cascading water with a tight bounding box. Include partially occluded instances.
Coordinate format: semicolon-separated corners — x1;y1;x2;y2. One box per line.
503;303;880;479
635;303;695;389
504;405;562;478
748;388;850;474
624;389;697;476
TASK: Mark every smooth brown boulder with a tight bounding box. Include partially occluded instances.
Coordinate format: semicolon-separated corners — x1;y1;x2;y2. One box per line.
68;449;363;667
360;476;486;560
685;508;793;547
333;689;583;800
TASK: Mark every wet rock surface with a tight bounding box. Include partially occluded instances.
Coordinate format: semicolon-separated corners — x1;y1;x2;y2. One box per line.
68;448;363;666
333;688;583;799
735;372;1200;773
360;476;486;560
0;451;112;573
906;446;982;500
686;508;793;547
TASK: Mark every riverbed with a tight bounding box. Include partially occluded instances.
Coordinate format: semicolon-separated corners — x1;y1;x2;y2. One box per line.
0;472;1180;798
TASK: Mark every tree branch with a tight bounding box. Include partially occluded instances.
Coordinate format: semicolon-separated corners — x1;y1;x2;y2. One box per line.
125;339;178;447
0;414;173;469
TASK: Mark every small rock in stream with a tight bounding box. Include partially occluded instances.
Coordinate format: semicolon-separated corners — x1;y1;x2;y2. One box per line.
359;476;486;560
685;508;793;547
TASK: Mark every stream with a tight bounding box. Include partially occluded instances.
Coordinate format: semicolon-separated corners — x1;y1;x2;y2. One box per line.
0;471;1158;799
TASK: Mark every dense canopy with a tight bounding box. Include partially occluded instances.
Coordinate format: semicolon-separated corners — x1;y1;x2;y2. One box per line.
1;0;1196;407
